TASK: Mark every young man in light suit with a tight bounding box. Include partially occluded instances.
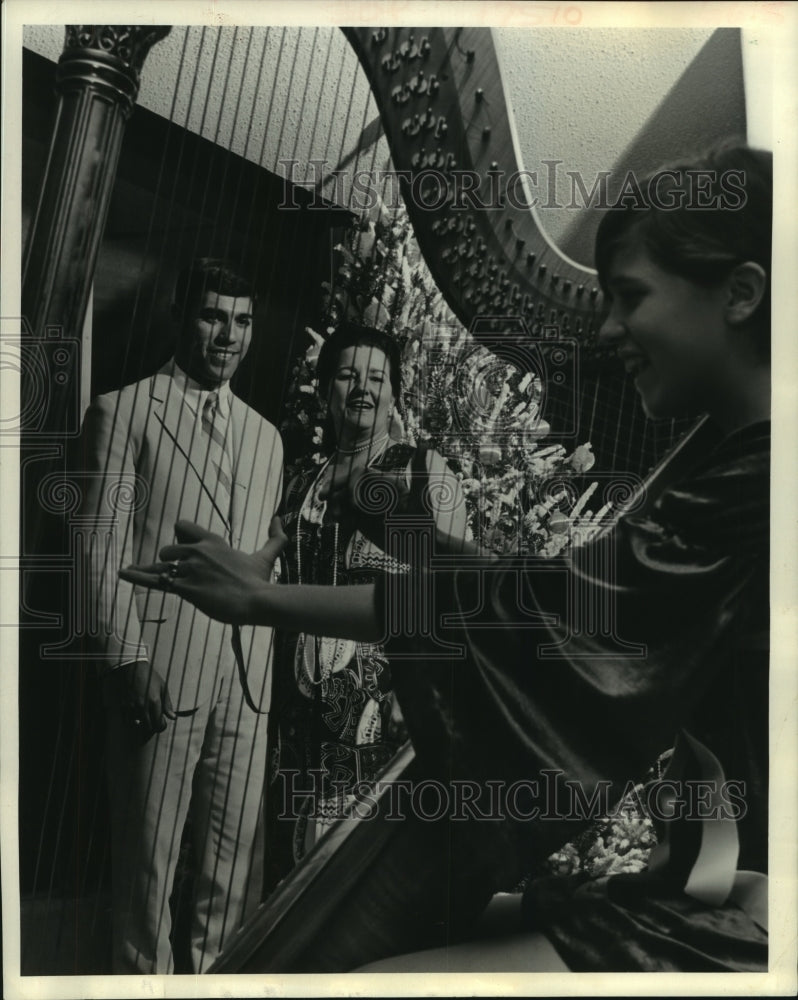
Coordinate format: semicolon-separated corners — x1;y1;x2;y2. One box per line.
79;258;283;973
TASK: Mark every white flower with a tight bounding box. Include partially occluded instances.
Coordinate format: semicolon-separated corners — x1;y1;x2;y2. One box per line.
304;327;326;366
524;418;551;442
569;442;596;473
538;533;572;558
354;223;377;260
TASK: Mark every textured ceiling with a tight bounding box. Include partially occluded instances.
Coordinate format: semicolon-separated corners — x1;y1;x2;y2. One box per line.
492;28;711;251
23;25;383;184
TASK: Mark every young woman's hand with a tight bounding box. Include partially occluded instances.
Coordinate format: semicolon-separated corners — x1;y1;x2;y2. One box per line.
120;516;287;625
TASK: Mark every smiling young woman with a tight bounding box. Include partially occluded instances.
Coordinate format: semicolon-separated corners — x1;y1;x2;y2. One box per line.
596;144;770;431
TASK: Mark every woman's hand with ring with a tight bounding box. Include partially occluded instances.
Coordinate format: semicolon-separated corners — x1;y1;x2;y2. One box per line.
158;560;181;591
120;516;288;625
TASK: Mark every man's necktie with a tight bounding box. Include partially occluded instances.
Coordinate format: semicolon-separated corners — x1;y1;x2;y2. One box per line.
202;390;233;530
203;392;260;710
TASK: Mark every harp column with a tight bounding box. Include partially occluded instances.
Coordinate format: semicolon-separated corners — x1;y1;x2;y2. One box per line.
20;25;170;584
21;24;170;407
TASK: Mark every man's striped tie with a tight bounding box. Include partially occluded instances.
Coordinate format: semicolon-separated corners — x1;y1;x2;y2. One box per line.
202;390;233;527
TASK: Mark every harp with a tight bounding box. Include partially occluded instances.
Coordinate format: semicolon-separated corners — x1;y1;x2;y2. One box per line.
18;22;742;974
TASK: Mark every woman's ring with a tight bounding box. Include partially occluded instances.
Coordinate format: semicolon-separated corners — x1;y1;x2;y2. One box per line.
158;560;181;590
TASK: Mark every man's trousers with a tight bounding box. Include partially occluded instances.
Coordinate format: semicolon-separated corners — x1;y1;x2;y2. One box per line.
104;667;268;973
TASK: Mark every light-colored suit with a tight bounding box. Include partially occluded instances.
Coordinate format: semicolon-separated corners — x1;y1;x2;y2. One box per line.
80;365;283;973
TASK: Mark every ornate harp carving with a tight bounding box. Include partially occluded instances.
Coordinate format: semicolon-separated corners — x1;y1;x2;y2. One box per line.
344;27;605;348
23;25;170;352
342;26;693;478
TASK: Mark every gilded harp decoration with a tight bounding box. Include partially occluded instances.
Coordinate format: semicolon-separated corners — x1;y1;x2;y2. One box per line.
23;25;171;351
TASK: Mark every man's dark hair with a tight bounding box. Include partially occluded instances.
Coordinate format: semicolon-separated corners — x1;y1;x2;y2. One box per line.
173;258;256;322
595;143;772;355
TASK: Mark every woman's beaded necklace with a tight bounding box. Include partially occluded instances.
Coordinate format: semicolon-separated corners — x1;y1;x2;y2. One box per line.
296;439;390;686
336;431;389;457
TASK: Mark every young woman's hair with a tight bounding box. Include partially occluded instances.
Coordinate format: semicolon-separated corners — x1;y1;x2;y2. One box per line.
316;321;403;402
595;143;772;354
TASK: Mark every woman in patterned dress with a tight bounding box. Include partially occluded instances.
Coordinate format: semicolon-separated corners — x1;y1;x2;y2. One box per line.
265;322;468;879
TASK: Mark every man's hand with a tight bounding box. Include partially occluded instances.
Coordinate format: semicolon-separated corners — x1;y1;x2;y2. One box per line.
119;516;288;625
104;660;175;743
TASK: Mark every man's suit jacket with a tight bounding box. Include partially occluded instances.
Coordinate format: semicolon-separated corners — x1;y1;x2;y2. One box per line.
79;368;283;712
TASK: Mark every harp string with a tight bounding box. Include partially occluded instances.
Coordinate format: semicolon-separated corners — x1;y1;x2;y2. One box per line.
262;27;327;425
278;24;351;404
222;26;270;270
118;26;195;389
140;28;254;961
275;28;378;435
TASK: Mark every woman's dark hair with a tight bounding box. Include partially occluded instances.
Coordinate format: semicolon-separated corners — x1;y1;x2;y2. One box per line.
316;321;403;402
595;143;772;354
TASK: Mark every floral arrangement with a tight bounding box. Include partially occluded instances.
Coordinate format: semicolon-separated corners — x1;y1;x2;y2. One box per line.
281;194;612;555
545;784;658;879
